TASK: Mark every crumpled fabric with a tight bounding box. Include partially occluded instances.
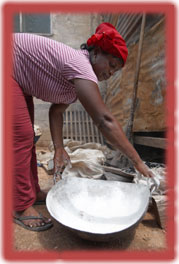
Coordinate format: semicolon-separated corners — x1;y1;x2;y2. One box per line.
37;140;167;196
37;151;54;165
34;124;42;136
133;165;166;196
38;140;111;179
62;148;105;179
49;139;114;157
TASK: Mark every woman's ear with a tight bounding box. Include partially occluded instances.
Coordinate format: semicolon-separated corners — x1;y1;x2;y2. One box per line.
93;46;101;56
91;47;101;65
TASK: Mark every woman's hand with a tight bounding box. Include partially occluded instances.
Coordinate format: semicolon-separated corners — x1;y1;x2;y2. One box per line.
49;103;70;182
53;148;71;180
134;160;154;178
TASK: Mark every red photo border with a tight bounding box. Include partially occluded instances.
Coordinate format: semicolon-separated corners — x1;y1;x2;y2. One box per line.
2;1;176;261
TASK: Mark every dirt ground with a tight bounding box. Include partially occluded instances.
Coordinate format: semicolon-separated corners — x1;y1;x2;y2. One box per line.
13;166;166;252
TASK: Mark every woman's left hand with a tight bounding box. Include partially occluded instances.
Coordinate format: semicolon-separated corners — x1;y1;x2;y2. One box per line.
134;161;154;178
53;147;71;181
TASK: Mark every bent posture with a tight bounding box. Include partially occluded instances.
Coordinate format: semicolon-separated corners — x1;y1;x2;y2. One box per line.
13;22;153;231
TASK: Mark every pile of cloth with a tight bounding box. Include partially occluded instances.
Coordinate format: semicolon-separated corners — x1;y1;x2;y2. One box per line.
36;139;166;195
36;139;167;229
36;139;115;179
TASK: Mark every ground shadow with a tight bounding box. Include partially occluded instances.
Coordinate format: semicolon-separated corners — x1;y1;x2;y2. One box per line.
141;219;160;229
38;216;136;251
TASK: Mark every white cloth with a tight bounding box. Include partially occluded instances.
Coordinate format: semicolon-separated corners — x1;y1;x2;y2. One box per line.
38;140;108;179
62;148;105;179
133;165;166;196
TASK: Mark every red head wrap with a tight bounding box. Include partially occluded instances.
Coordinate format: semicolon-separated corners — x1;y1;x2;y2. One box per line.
87;22;128;67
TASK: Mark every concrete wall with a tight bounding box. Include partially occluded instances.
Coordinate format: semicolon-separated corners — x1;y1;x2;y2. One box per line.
35;13;101;147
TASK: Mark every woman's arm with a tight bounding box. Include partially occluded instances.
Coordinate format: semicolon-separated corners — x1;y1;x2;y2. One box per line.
73;79;154;177
49;103;70;174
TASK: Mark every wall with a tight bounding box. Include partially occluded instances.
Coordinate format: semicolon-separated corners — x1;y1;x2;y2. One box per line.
104;16;166;132
34;13;101;147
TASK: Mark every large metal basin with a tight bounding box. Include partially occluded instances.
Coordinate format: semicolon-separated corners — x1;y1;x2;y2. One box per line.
46;177;150;241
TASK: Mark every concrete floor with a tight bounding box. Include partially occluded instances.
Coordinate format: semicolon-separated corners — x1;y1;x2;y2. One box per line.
13;167;167;252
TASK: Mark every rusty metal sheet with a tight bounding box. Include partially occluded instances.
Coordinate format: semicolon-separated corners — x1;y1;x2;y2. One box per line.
104;16;166;132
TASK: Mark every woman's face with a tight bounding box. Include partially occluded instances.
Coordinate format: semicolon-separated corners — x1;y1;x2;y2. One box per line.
91;49;123;81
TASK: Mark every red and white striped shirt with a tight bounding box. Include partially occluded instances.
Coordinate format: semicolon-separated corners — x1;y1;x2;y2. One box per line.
13;33;98;104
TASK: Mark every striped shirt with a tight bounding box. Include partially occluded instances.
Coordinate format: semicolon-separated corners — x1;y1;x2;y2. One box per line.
12;33;98;104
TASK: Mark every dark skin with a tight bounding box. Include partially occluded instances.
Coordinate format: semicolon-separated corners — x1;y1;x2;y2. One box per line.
50;47;154;178
49;103;70;175
16;47;153;229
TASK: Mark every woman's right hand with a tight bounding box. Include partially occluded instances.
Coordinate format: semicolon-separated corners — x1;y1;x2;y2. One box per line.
134;160;154;178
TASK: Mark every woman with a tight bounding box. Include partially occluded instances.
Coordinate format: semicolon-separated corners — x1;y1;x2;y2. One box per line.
13;22;154;231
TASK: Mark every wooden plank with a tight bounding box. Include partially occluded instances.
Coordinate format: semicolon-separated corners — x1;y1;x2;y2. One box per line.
70;110;73;139
103;165;135;180
99;129;104;145
93;124;99;143
77;111;79;141
100;132;104;145
152;196;167;229
74;110;78;141
82;111;86;142
83;111;89;142
63;112;66;138
89;115;93;142
85;112;90;142
66;110;69;139
104;171;133;183
89;117;95;142
63;109;105;145
96;123;104;145
126;14;146;142
134;136;166;149
78;111;82;141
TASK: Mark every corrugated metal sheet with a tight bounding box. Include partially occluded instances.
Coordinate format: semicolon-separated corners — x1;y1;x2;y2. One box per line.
102;13;164;45
102;14;166;132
